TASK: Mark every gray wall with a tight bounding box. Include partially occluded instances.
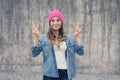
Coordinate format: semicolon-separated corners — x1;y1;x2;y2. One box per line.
0;0;120;75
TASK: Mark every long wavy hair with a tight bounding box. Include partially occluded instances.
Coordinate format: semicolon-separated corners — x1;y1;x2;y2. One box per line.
47;25;66;48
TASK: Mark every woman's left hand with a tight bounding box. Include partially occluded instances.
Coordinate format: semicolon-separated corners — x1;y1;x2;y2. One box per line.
73;23;81;45
73;23;81;38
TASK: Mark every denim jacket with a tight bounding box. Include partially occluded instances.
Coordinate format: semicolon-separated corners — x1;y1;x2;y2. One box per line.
31;34;84;79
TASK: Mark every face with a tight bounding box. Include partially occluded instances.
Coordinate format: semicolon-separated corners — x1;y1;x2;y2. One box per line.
50;17;62;31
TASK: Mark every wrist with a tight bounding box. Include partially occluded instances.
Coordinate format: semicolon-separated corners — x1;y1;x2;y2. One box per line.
74;36;80;45
33;37;39;46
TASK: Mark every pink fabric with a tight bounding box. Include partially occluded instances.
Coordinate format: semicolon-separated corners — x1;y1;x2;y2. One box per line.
48;10;64;23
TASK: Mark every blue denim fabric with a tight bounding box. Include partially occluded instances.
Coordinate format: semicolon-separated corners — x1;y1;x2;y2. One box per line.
43;69;71;80
43;75;58;80
31;34;84;79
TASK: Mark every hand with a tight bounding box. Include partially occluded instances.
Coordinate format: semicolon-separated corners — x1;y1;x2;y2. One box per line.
73;22;81;45
73;22;81;38
32;23;40;39
32;23;40;46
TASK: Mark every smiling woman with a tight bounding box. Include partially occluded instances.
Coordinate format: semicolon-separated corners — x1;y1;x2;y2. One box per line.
31;10;84;80
50;17;62;31
48;16;64;48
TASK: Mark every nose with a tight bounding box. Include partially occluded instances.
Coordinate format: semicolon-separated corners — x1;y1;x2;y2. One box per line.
54;21;58;25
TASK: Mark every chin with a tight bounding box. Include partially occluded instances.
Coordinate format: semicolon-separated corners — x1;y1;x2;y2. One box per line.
53;27;60;30
53;28;60;31
53;29;59;31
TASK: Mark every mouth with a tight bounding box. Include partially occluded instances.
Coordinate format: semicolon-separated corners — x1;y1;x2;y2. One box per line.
53;25;59;28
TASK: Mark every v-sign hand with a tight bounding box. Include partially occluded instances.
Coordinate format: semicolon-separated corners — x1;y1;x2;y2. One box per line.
32;23;40;46
32;23;40;39
73;22;81;38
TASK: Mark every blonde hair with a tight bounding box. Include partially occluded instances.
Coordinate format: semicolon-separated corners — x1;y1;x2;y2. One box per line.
47;26;66;48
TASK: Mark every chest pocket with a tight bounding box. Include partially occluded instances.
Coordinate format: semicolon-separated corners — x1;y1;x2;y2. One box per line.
67;43;75;53
42;42;50;56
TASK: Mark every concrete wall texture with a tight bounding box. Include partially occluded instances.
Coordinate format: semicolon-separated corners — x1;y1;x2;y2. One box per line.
0;0;120;79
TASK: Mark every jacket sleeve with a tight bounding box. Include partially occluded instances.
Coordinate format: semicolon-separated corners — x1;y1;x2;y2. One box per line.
67;34;84;56
31;35;43;57
74;42;84;55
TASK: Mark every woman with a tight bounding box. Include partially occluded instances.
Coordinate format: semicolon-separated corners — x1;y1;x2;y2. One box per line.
31;10;84;80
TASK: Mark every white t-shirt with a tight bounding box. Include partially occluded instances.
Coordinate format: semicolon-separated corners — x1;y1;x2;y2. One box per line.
54;41;67;69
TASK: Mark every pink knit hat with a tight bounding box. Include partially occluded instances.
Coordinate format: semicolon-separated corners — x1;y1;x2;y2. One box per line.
48;10;64;24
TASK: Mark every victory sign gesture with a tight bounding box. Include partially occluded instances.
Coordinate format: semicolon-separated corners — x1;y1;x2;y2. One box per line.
32;23;40;46
73;22;81;45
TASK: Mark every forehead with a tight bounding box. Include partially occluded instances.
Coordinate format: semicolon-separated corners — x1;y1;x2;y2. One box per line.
51;17;60;20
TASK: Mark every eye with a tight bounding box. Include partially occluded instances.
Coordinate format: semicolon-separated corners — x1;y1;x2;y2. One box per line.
57;19;60;22
51;19;54;22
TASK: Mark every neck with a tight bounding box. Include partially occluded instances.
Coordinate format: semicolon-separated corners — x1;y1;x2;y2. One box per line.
54;31;59;38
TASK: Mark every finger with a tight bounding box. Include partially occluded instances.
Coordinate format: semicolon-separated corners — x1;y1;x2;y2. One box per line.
32;23;36;30
32;29;35;34
73;23;77;31
78;29;81;33
73;23;75;28
79;29;81;32
37;23;40;30
34;23;40;30
32;24;37;31
74;22;80;30
76;22;79;28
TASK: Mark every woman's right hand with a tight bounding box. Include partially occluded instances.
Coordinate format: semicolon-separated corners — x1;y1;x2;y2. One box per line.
32;23;40;46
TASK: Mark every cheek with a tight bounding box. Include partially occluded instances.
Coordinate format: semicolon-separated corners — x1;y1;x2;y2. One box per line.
59;23;62;26
49;22;53;26
50;24;54;28
58;22;62;27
